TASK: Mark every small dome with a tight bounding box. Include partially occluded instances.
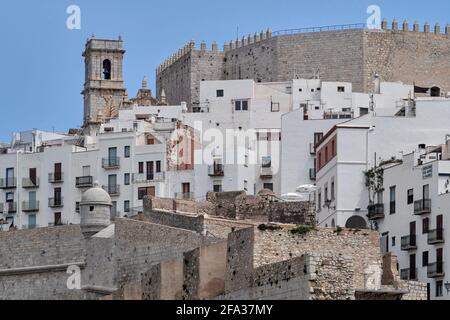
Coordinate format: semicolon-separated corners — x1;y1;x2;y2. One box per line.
81;182;112;206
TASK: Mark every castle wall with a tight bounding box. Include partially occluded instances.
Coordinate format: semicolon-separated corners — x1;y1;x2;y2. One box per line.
157;23;450;107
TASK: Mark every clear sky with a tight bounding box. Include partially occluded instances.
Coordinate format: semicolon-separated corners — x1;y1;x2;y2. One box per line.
0;0;449;142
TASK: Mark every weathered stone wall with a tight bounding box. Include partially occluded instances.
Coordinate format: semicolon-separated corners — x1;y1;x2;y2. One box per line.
225;227;254;294
157;25;450;107
0;225;84;269
364;29;450;94
207;191;314;224
113;219;203;287
254;226;381;291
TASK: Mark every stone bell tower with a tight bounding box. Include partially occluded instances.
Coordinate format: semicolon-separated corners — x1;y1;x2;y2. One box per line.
82;36;127;128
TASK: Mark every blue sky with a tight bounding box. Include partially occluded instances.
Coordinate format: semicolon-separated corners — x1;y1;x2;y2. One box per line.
0;0;449;142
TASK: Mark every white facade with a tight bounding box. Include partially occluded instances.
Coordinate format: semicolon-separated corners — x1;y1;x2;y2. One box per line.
281;81;414;195
0;106;194;231
314;98;450;230
376;141;450;300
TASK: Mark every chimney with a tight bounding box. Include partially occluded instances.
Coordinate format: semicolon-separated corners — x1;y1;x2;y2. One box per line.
403;20;409;31
392;19;398;31
381;19;388;30
413;21;420;32
424;22;430;33
435;23;441;34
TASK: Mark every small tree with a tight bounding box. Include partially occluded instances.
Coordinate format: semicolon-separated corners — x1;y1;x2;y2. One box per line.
364;167;384;206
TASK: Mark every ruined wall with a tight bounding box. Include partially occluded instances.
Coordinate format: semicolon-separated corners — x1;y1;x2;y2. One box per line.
206;191;313;224
253;227;382;291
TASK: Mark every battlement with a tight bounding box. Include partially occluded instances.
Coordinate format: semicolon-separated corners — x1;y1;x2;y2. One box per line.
156;29;273;75
381;19;450;35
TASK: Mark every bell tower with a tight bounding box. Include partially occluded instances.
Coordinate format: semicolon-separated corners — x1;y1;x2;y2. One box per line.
82;36;127;127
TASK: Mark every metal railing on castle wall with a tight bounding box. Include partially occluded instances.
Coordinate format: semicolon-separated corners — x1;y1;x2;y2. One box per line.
272;23;367;36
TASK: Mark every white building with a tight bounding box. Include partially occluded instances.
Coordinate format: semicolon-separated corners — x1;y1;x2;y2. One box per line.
0;106;195;231
181;78;407;198
281;81;414;195
314;97;450;229
373;139;450;300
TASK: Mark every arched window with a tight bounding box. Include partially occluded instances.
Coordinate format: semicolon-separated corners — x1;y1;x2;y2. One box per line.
102;59;111;80
345;216;368;229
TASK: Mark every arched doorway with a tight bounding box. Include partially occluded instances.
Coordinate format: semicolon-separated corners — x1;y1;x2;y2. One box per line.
345;216;368;229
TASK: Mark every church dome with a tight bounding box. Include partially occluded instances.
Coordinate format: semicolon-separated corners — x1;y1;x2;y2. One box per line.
81;182;112;206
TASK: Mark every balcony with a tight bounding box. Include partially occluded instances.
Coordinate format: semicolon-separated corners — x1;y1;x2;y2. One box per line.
48;197;64;208
400;268;418;281
368;204;385;220
175;192;194;200
48;173;64;183
0;178;17;189
102;157;120;169
260;167;273;179
132;172;166;184
0;202;17;214
22;178;40;188
208;164;224;177
76;176;94;188
103;185;120;196
414;199;431;215
309;168;316;181
401;235;417;251
427;262;445;278
22;201;40;212
428;229;445;245
310;143;316;155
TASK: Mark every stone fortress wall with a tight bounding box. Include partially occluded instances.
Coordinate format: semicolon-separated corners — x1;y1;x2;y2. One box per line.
156;21;450;108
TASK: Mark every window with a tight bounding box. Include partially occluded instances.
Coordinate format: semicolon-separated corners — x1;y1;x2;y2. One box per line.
124;173;130;186
124;146;131;158
102;59;111;80
390;186;396;214
337;86;345;92
360;107;369;116
138;162;144;174
314;132;324;145
331;139;336;156
124;200;130;213
422;165;433;179
216;89;224;97
54;212;62;226
324;183;329;202
271;102;280;112
263;183;274;191
392;237;396;247
407;189;414;204
331;178;335;200
317;189;322;212
156;161;162;173
138;187;155;200
423;251;429;267
261;156;272;168
213;181;223;193
244;180;248;192
235;100;249;111
423;218;430;234
436;281;443;297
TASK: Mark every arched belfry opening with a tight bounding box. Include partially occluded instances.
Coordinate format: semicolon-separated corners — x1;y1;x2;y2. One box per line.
102;59;112;80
